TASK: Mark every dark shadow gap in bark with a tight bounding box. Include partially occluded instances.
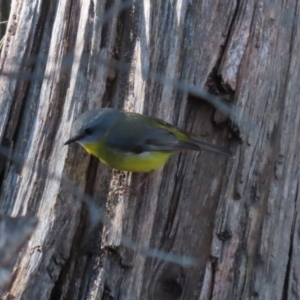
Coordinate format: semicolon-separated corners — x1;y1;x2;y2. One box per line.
205;0;240;99
0;0;10;38
107;2;139;110
281;181;298;300
102;2;128;109
210;256;218;299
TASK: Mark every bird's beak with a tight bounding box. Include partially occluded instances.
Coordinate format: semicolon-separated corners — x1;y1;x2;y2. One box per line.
64;133;85;146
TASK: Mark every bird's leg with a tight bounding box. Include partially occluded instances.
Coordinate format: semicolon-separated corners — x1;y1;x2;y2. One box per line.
113;172;152;195
113;185;134;195
132;173;150;193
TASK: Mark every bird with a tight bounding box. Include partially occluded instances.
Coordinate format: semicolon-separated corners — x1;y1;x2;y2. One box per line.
64;108;233;172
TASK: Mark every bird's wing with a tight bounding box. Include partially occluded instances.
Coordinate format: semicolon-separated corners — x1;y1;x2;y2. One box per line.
104;114;194;153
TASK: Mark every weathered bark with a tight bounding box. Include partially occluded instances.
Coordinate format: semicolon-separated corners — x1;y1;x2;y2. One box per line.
0;0;299;299
0;215;37;297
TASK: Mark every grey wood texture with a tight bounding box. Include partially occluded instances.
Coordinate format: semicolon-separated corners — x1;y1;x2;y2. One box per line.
0;216;37;297
0;0;299;299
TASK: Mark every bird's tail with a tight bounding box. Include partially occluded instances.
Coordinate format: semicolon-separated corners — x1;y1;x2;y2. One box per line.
143;136;234;158
185;138;234;158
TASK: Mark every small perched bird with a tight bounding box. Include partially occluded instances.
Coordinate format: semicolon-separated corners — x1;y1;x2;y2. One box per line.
65;108;233;172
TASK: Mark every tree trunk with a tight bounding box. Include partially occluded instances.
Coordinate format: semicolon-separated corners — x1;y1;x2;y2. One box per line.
0;0;299;299
0;216;37;296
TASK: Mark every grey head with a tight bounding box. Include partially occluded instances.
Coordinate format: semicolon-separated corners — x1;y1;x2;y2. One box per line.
64;108;124;146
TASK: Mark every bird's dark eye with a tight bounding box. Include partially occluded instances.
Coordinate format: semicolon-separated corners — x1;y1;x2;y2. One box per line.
84;128;93;135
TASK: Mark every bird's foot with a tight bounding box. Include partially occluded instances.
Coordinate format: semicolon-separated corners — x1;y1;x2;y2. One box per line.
112;175;148;195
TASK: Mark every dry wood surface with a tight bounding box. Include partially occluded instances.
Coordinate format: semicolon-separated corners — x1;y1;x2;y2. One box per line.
0;0;300;299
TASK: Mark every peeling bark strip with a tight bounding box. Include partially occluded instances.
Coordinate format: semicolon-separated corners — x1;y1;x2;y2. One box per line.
0;0;300;299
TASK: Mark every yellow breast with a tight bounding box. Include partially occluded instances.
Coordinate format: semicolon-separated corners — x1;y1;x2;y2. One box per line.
82;142;172;172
